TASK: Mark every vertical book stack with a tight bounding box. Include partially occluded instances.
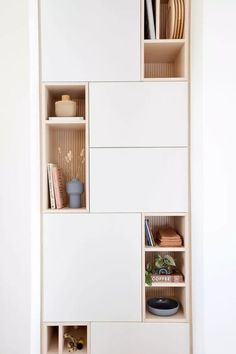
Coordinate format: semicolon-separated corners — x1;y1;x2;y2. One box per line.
47;163;66;209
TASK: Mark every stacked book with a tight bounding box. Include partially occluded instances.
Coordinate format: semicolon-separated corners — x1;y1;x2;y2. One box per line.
151;271;184;283
47;163;66;209
157;227;183;247
145;219;156;246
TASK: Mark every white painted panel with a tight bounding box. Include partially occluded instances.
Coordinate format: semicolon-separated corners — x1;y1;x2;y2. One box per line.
90;82;188;147
90;148;188;212
43;213;141;322
40;0;140;81
91;323;190;354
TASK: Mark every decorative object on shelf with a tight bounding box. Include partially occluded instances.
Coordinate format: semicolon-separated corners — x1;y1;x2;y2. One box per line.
55;95;76;117
155;254;176;275
63;147;85;208
66;178;84;208
147;297;179;316
157;227;183;247
166;0;185;39
145;255;180;286
64;332;84;352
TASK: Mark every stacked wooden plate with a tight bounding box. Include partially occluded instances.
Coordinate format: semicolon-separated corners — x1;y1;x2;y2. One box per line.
166;0;185;39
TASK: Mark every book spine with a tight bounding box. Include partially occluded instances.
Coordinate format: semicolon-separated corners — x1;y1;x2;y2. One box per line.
146;219;155;246
146;0;156;39
52;166;64;209
47;163;56;209
145;220;152;246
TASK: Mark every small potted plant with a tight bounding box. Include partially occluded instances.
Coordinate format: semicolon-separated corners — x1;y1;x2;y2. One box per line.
145;255;176;286
154;255;176;275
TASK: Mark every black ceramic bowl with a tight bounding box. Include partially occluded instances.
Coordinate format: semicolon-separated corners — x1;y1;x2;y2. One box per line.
147;297;179;316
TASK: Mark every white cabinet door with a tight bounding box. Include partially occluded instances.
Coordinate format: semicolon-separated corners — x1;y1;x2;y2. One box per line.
90;82;188;147
91;323;190;354
43;214;141;322
40;0;140;81
90;148;188;212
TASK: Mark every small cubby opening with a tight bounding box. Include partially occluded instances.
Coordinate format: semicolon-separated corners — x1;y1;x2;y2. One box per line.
46;124;87;209
145;251;185;280
145;286;186;321
44;84;86;120
47;326;59;354
144;41;185;79
63;325;87;354
144;214;187;248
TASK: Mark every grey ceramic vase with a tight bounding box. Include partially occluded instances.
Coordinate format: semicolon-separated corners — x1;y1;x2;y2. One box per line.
66;178;84;208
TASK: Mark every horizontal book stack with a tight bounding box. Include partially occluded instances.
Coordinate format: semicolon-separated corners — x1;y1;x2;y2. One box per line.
157;227;183;247
47;163;66;209
151;271;184;283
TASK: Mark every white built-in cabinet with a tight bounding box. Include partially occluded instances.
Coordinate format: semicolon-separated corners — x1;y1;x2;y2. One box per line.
43;214;142;322
40;0;140;81
91;323;190;354
89;82;188;147
40;0;191;353
90;148;188;212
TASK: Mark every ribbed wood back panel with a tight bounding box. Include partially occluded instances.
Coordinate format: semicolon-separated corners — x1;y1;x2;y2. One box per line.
146;216;175;235
144;63;174;78
49;127;86;207
160;4;168;39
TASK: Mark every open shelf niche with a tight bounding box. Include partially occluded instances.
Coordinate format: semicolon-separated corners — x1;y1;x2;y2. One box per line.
142;0;189;80
145;250;186;286
42;83;89;213
43;323;90;354
43;326;59;354
142;213;190;322
145;286;187;322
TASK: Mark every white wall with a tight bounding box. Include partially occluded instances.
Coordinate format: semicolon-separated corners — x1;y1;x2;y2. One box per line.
0;1;31;354
202;0;236;353
191;0;205;353
192;1;236;354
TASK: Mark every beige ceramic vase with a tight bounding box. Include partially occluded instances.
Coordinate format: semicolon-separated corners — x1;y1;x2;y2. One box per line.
55;95;76;117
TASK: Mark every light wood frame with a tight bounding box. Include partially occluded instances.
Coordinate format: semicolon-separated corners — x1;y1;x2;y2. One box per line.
41;82;89;213
142;213;191;323
141;0;189;80
43;323;90;354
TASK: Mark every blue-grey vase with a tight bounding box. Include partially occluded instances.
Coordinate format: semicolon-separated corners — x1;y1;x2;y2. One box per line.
66;178;84;208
